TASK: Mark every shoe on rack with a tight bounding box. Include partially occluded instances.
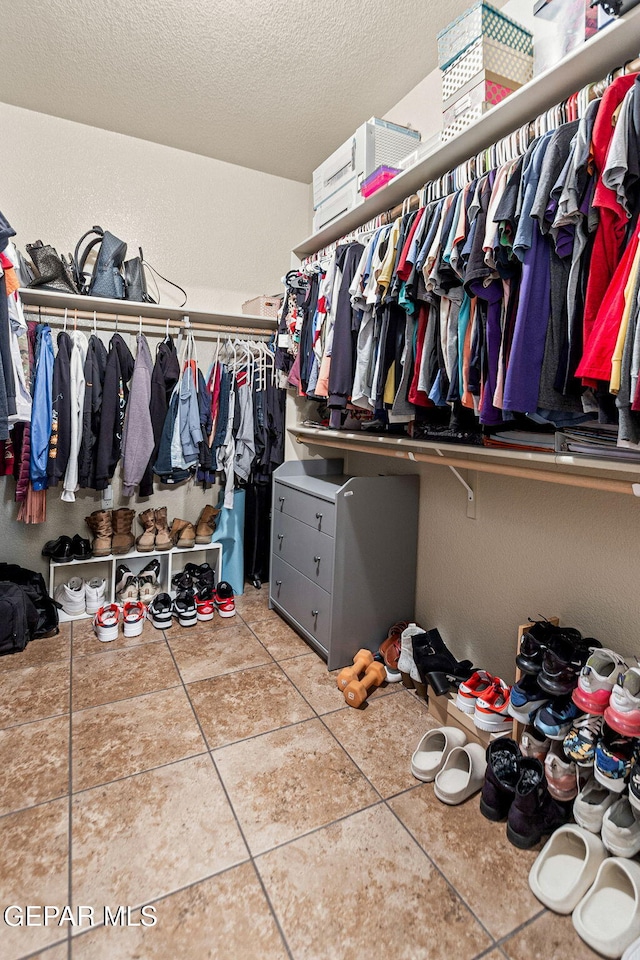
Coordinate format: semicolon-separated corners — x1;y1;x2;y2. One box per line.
93;603;120;643
117;576;139;602
122;600;146;638
601;796;640;858
529;824;607;915
506;757;571;849
139;559;161;584
138;575;158;605
563;713;603;767
412;627;474;697
544;742;580;803
114;564;135;596
71;534;92;561
136;508;156;553
630;758;640;817
84;577;106;616
171;519;196;549
153;507;173;552
42;535;73;561
148;593;173;630
573;648;628;715
195;504;220;544
594;721;635;793
54;577;85;616
604;667;640;738
520;725;551;763
480;738;522;822
508;674;550;725
85;509;113;557
516;620;582;677
215;581;236;619
534;695;582;740
169;517;190;546
111;508;135;556
573;857;640;960
173;593;198;628
537;635;601;697
195;589;215;622
171;570;195;594
474;678;512;732
195;563;215;592
573;776;617;834
455;669;494;715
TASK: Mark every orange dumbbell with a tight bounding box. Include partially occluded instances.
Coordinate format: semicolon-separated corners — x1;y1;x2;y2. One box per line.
343;661;386;708
336;649;375;691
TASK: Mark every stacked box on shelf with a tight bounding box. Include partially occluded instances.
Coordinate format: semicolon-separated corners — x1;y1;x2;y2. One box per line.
438;2;533;143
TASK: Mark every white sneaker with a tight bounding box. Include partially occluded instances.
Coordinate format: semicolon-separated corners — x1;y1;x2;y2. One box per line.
117;577;139;602
573;776;617;834
601;796;640;858
84;577;106;615
55;577;85;616
93;604;120;642
122;601;146;637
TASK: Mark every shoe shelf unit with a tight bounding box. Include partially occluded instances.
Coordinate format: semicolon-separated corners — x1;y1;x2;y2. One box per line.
292;5;640;260
50;543;223;622
512;617;560;743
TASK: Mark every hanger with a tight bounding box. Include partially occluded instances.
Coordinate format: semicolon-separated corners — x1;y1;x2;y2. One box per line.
63;307;68;332
93;311;97;336
138;315;143;336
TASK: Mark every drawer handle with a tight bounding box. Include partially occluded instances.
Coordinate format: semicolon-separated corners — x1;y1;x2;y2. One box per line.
315;512;323;519
275;580;282;586
313;555;321;563
277;534;285;540
311;609;319;617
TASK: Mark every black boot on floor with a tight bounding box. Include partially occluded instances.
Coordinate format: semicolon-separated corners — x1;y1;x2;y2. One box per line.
480;738;522;822
413;628;475;696
506;757;571;849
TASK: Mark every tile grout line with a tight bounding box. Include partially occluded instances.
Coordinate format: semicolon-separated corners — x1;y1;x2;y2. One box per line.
163;627;296;960
492;907;547;950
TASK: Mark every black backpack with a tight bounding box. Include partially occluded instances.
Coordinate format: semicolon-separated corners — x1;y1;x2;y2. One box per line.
0;564;59;640
0;582;39;655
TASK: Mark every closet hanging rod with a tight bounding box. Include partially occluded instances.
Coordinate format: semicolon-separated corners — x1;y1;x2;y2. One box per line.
23;306;273;338
294;434;640;497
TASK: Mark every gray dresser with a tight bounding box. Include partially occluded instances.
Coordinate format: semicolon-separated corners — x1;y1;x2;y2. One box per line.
270;459;419;670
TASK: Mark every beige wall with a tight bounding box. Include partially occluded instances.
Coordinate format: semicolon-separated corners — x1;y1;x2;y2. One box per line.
0;101;311;577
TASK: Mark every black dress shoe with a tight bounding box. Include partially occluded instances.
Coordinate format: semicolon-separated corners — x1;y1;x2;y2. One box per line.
71;535;92;561
42;535;72;560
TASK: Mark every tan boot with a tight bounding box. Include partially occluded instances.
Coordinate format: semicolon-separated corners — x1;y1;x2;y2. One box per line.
169;517;190;546
111;508;135;556
177;521;196;549
195;504;220;544
85;510;112;557
136;508;156;553
154;507;173;552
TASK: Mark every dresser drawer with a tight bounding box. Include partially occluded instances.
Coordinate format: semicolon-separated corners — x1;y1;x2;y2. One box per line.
272;511;334;593
270;555;331;649
274;482;336;538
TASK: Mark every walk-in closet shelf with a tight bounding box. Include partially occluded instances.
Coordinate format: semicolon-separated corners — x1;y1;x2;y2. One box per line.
49;543;223;622
19;288;277;332
293;3;640;259
292;427;640;498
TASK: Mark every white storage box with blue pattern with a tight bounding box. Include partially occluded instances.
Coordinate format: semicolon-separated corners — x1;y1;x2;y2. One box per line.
437;1;533;71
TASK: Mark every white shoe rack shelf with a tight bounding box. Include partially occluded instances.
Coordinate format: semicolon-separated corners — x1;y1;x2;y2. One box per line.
49;542;223;622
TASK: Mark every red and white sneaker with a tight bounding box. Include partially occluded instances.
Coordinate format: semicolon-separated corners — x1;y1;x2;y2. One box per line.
215;581;236;618
122;600;146;638
474;679;512;732
93;604;120;643
573;648;628;715
456;670;495;715
195;589;215;622
604;667;640;738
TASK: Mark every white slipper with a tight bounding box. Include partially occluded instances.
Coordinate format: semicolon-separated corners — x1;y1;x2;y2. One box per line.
573;858;640;959
434;742;486;805
623;936;640;960
528;824;607;914
411;726;467;782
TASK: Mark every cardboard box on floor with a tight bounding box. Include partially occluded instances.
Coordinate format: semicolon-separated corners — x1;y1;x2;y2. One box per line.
427;687;507;747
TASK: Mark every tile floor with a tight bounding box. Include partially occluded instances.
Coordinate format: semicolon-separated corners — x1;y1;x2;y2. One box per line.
1;590;600;960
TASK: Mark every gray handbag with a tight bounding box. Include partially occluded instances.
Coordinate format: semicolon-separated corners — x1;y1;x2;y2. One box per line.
73;226;127;299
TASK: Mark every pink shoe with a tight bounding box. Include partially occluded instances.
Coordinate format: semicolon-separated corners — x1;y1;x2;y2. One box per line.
573;648;628;715
605;667;640;737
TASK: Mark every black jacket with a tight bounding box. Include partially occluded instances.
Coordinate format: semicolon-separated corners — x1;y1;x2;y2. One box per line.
95;334;134;490
139;337;180;496
47;331;72;486
78;334;108;489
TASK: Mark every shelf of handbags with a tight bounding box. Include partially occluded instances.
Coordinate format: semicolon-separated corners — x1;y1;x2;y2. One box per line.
46;506;223;623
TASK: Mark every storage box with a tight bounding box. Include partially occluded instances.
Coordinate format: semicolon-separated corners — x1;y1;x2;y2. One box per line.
437;1;533;71
446;697;511;747
443;72;518;128
442;37;533;102
241;295;282;318
442;102;493;142
360;165;401;198
533;0;598;75
427;686;451;725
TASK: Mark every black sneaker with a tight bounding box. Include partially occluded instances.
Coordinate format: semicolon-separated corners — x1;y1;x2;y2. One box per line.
140;558;161;583
171;570;194;593
538;636;601;696
173;593;197;628
148;593;173;630
215;581;236;618
516;621;582;676
115;564;135;595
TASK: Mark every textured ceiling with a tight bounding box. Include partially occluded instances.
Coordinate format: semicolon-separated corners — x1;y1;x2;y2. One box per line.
0;0;476;182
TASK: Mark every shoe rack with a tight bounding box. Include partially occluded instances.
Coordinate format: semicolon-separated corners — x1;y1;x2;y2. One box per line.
512;617;560;742
49;543;223;622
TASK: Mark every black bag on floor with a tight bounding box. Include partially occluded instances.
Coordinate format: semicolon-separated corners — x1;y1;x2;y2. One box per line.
0;564;59;640
0;582;39;655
